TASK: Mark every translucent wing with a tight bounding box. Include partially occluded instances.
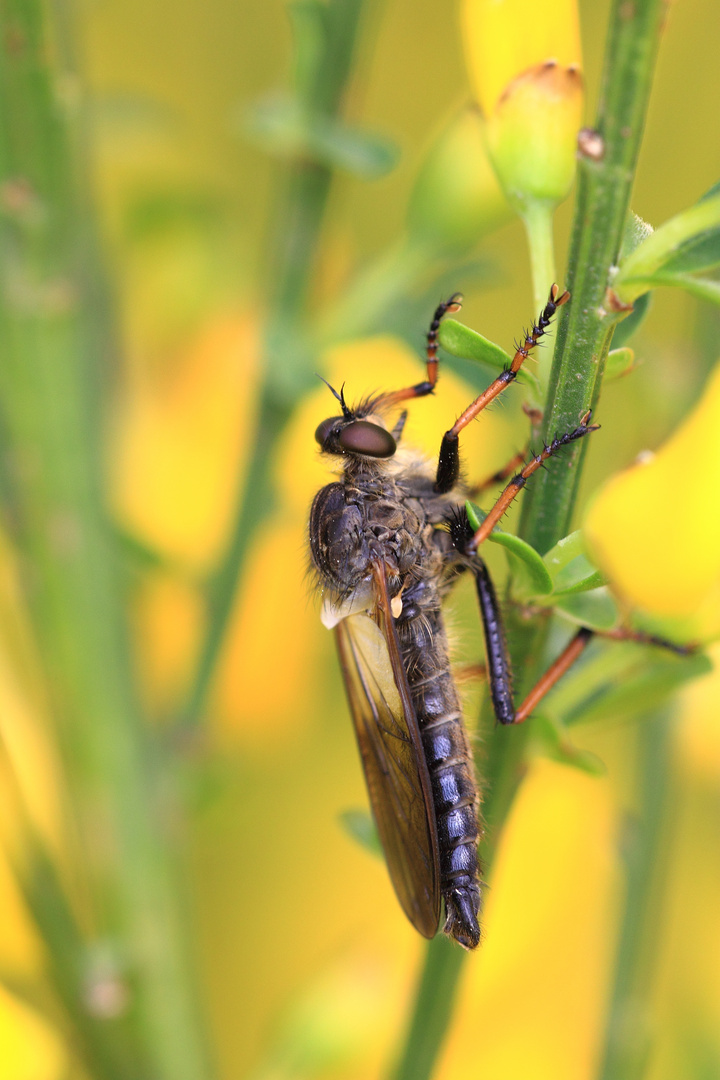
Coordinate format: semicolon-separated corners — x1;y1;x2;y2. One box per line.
335;559;440;938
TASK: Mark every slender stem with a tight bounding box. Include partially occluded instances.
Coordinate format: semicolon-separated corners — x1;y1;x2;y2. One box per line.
0;2;213;1076
390;937;466;1080
597;710;675;1080
522;200;557;337
181;0;370;729
520;0;667;555
389;2;667;1076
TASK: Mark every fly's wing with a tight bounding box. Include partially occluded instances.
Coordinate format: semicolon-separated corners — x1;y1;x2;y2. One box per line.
335;559;440;938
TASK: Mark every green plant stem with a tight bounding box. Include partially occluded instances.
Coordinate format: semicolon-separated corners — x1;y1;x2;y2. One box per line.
522;199;557;337
0;2;213;1076
181;0;369;729
519;0;667;556
390;936;466;1080
389;2;667;1076
597;710;675;1080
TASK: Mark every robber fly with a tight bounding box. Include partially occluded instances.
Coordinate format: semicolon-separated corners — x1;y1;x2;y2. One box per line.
309;287;598;949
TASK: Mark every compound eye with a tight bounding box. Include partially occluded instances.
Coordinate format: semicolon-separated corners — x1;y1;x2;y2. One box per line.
315;417;339;446
338;420;396;458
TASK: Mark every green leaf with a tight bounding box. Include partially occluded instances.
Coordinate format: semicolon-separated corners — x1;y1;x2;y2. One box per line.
244;97;399;178
700;179;720;202
552;553;606;597
308;118;399;177
339;809;382;857
604;346;636;381
611;291;651;348
619;211;653;261
660;229;720;276
439;319;540;390
563;651;712;727
614;193;720;303
466;502;552;596
493;532;554;597
543;529;585;575
553;587;620;631
619;272;720;306
529;715;607;775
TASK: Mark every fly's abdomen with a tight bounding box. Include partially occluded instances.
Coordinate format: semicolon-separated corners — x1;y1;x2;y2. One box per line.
397;606;482;949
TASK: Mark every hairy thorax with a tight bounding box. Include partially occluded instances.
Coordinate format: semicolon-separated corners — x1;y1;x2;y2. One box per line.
309;457;463;605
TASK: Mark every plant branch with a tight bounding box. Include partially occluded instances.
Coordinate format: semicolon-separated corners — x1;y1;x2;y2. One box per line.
0;1;213;1075
181;0;370;729
597;710;676;1080
389;1;668;1075
519;0;668;556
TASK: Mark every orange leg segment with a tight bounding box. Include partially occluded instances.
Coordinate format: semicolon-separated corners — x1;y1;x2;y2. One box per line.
467;413;598;553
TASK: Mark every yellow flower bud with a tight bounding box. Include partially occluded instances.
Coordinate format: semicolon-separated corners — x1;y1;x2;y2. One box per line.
406;107;513;252
462;0;583;210
584;362;720;641
485;61;583;209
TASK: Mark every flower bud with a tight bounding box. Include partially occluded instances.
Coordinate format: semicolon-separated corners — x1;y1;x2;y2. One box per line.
406;107;513;252
462;0;583;211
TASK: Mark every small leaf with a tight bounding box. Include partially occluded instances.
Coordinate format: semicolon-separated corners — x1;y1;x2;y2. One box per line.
553;571;605;598
563;651;712;727
465;502;552;596
553;587;620;631
621;272;720;307
700;179;720;202
612;291;651;348
244;97;399;178
543;529;585;576
439;319;539;390
308;119;399;177
493;532;554;596
604;346;636;381
339;809;381;857
615;193;720;303
660;229;720;276
530;715;607;775
619;211;653;261
552;553;606;597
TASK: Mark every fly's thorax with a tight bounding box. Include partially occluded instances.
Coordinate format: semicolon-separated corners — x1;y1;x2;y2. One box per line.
309;475;435;595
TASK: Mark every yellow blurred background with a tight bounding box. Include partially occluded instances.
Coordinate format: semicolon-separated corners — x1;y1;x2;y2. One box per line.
1;0;720;1078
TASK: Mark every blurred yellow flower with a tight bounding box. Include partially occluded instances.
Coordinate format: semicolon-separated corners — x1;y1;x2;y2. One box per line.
112;314;259;573
462;0;583;211
678;641;720;780
132;574;204;715
0;986;66;1080
584;361;720;641
438;759;617;1080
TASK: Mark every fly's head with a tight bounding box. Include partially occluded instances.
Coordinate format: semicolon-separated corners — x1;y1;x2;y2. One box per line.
314;382;397;461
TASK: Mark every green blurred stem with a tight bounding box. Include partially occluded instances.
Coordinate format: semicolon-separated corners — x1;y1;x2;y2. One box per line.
522;200;556;340
181;0;369;729
389;2;667;1077
390;936;465;1080
597;711;675;1080
0;1;213;1076
519;0;667;555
